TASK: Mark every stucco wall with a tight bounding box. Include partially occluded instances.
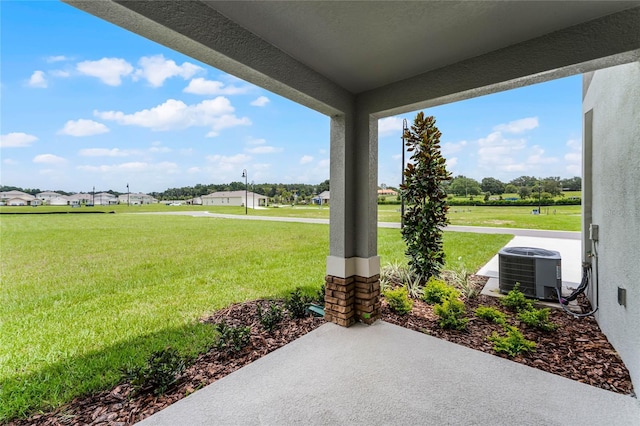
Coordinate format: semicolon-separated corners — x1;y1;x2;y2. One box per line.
583;61;640;390
202;197;243;206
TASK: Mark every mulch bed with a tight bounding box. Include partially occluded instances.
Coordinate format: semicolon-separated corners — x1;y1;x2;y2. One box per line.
381;275;634;396
10;278;634;425
10;302;324;426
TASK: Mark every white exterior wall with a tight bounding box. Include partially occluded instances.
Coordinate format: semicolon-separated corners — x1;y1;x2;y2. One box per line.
583;61;640;389
202;196;243;206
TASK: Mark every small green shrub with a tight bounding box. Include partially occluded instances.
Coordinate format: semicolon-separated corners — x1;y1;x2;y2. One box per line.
517;308;558;332
286;288;310;319
475;306;507;325
500;284;533;312
384;287;414;315
214;321;251;353
489;325;536;357
257;302;284;332
422;277;460;304
314;284;326;305
434;296;469;330
122;347;186;395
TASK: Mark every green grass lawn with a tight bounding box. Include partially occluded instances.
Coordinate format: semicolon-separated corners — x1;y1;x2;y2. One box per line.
1;202;581;231
0;213;511;420
378;204;581;231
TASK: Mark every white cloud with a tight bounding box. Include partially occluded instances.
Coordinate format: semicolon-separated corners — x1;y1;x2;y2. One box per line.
300;155;314;165
77;161;178;173
566;139;581;151
250;96;270;107
184;77;249;95
134;55;202;87
447;157;459;168
95;97;250;136
46;55;70;63
78;148;133;157
149;146;172;153
564;138;582;176
477;131;526;163
76;57;134;86
391;154;401;160
58;119;109;137
493;117;539;134
50;70;71;78
0;132;38;148
187;167;201;174
245;146;283;154
205;154;252;173
247;137;266;145
28;71;47;88
441;140;468;156
3;159;19;165
526;145;558;165
205;115;252;137
379;117;404;136
33;154;66;165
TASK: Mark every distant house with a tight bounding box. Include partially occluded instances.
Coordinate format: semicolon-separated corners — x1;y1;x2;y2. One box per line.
94;193;118;205
49;196;71;206
377;189;398;197
201;190;268;207
312;190;330;205
187;197;202;205
67;193;92;205
36;191;63;203
117;192;158;205
0;191;36;206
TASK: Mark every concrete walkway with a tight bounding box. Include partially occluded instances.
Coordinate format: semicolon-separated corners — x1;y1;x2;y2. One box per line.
138;321;639;425
138;211;580;239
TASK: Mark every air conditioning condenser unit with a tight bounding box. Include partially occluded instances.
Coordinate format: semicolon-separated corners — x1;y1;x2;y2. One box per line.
498;247;561;300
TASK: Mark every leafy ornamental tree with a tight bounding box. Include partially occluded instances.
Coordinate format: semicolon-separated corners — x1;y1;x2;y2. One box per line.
400;112;452;280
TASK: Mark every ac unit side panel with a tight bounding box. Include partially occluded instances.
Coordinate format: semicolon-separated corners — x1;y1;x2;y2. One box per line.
535;258;562;300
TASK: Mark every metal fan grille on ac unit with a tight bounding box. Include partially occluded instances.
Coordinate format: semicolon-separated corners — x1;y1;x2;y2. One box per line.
499;256;536;297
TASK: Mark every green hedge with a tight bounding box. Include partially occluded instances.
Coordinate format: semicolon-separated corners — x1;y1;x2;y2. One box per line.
446;198;580;206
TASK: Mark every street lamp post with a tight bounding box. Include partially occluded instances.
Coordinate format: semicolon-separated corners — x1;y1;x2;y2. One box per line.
401;118;408;229
242;169;248;215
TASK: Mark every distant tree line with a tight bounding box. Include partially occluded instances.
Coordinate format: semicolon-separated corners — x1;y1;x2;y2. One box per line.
0;186;122;196
446;175;581;199
3;175;580;205
149;179;331;203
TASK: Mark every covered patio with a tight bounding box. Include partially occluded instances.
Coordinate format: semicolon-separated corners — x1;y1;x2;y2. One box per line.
137;321;640;425
65;0;640;414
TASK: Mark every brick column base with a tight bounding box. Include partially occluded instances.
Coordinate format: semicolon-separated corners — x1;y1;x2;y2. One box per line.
325;274;380;327
355;274;381;324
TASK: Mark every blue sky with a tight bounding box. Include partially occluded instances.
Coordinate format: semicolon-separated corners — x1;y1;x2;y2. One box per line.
1;1;582;194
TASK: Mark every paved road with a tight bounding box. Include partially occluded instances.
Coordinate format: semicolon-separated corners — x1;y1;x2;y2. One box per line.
138;211;581;239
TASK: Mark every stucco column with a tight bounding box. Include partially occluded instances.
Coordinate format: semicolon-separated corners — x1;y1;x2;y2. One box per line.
325;112;380;326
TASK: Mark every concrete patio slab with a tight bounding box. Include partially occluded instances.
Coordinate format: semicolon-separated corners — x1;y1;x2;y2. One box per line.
138;321;639;426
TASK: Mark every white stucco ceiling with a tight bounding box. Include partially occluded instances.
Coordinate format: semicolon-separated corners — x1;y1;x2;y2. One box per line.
205;1;639;93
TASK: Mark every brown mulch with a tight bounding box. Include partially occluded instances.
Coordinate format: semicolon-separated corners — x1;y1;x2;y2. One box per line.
10;301;324;426
10;278;634;425
381;275;634;396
